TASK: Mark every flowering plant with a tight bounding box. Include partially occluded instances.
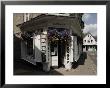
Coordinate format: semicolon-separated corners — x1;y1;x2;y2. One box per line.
47;29;71;42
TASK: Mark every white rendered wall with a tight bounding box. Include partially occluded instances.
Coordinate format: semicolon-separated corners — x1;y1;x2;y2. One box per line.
34;35;42;62
70;36;74;62
83;34;97;45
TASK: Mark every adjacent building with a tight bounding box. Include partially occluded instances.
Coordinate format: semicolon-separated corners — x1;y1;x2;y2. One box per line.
14;13;84;71
83;33;97;52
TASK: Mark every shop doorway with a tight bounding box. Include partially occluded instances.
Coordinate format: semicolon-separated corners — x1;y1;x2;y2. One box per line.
50;40;66;68
48;27;70;68
58;39;66;68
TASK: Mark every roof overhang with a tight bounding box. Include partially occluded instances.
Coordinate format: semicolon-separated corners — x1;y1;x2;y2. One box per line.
17;14;83;37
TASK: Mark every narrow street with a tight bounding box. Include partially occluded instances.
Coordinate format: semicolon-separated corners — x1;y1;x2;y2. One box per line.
54;52;97;75
14;52;97;75
87;52;97;66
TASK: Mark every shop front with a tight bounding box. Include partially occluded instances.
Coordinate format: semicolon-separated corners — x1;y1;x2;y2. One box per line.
17;14;83;71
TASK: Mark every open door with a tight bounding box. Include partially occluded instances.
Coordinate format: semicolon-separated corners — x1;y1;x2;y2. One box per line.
51;41;58;67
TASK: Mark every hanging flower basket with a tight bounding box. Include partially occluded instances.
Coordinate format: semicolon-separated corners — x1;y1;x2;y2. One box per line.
47;29;71;42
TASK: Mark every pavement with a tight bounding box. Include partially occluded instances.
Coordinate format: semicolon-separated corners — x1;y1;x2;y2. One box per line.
14;52;97;75
54;52;97;75
87;51;97;66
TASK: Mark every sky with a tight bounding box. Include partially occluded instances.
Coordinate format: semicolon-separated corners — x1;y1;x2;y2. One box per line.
82;13;97;36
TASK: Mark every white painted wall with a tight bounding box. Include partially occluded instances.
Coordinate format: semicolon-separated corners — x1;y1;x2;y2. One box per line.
70;36;74;62
52;56;58;67
34;35;42;62
83;34;97;45
83;34;97;52
83;46;86;51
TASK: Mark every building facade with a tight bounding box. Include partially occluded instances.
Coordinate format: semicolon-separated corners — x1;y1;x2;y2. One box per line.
83;33;97;52
14;13;84;71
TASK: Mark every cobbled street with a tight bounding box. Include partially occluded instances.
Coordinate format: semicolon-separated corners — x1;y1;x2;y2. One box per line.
54;52;97;75
14;52;97;75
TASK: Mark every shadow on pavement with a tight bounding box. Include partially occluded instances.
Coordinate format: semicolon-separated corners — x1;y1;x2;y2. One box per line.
14;34;63;75
72;52;87;69
14;59;63;75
